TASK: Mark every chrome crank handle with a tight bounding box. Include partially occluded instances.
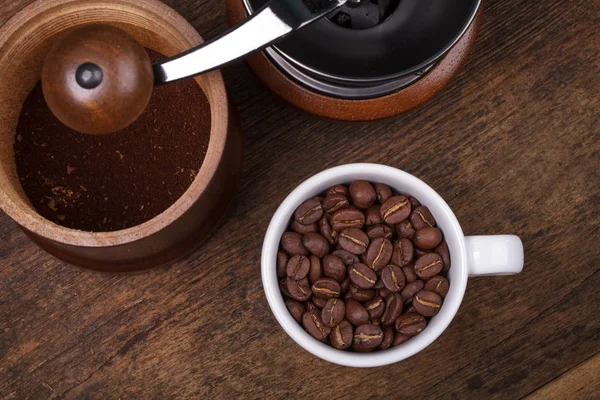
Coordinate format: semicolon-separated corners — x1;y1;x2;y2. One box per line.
153;0;348;84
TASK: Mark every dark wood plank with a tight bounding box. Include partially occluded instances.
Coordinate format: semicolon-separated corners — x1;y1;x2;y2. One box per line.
1;0;599;399
525;353;600;400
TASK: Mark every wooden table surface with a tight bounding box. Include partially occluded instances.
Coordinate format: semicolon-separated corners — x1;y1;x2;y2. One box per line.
1;0;599;399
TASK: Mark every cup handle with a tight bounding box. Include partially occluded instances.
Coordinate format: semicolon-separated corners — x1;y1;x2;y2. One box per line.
465;235;524;277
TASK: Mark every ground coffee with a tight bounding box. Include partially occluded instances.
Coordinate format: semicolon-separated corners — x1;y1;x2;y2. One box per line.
15;50;211;232
279;180;451;352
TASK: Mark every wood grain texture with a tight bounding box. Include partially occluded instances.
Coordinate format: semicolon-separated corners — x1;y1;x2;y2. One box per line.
1;0;599;399
525;353;600;400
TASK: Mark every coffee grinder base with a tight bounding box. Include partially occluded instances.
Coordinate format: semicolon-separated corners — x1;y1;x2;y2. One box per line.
226;1;483;121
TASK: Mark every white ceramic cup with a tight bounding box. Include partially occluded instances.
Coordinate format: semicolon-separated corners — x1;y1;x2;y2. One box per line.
262;164;524;367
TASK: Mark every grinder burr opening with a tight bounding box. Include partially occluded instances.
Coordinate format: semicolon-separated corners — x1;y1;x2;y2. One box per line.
328;0;401;30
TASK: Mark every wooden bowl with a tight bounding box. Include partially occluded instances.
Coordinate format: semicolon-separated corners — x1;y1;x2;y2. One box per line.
0;0;243;272
226;0;483;121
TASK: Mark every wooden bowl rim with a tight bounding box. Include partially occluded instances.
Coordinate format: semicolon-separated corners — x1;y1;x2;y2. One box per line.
0;0;231;247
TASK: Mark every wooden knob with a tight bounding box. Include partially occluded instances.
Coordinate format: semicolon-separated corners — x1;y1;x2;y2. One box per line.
42;24;154;135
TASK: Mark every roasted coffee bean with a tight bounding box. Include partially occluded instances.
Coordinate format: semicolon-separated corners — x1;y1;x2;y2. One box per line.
345;299;369;326
332;249;360;266
414;253;443;279
424;275;449;298
365;237;393;271
413;290;442;317
402;265;417;283
392;333;412;346
434;241;451;272
396;220;416;239
280;278;292;298
326;184;349;197
395;312;427;336
364;296;385;319
411;206;436;229
302;309;331;340
401;280;425;305
413;227;443;250
349;263;378;289
294;198;323;225
349;180;377;209
378;287;392;299
290;220;318;235
330;320;353;350
391;238;414;267
281;232;309;256
340;277;351;293
381;293;403;326
366;224;394;240
381;196;412;224
349;285;375;302
331;208;365;231
352;324;383;352
365;205;383;226
374;183;393;204
338;228;369;255
381;264;406;293
303;232;330;258
414;247;430;258
281;182;450;352
313;295;328;309
322;298;346;327
323;193;350;214
379;325;395;350
286;277;312;302
409;197;421;208
308;255;323;284
277;251;289;278
319;216;338;245
286;255;310;280
312;278;341;299
322;254;347;282
285;299;305;323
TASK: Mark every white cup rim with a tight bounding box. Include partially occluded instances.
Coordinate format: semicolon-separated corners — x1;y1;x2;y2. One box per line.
261;163;468;367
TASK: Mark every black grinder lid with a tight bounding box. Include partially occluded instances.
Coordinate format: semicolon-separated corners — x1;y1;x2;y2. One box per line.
244;0;480;84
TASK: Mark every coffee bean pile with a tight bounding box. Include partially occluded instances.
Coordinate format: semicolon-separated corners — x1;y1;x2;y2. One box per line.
278;181;450;352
